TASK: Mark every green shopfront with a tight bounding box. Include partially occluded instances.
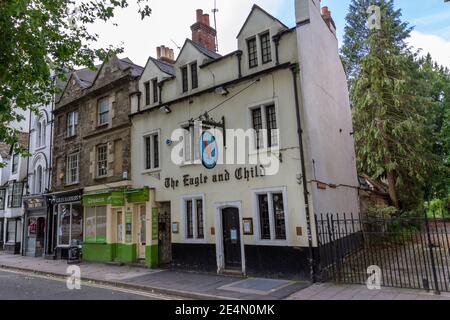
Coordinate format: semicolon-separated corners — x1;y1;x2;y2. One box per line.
82;187;159;267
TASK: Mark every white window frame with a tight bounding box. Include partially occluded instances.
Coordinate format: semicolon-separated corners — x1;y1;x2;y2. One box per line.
251;186;289;246
97;97;110;126
11;153;19;174
180;194;206;243
247;99;280;154
96;144;108;178
34;165;44;194
66;153;79;185
181;124;201;166
67;111;78;137
143;130;160;173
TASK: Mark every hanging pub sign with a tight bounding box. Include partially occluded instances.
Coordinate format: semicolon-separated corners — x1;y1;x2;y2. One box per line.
200;131;218;169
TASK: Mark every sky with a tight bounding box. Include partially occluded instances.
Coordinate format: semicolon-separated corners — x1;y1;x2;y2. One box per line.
86;0;450;69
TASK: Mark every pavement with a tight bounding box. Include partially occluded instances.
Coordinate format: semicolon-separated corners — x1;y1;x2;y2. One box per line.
286;282;450;300
2;253;449;300
0;253;308;300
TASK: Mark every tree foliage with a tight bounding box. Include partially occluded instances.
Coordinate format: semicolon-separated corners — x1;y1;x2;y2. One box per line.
350;1;440;210
0;0;151;154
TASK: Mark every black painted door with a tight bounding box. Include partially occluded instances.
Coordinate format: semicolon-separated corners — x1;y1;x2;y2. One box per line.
158;202;172;266
222;207;242;269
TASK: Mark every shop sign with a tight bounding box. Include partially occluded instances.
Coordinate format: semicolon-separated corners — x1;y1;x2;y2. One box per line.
164;165;265;190
125;188;149;203
54;191;82;204
82;191;125;207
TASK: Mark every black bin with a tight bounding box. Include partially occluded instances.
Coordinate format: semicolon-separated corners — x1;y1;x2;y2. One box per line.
67;245;81;265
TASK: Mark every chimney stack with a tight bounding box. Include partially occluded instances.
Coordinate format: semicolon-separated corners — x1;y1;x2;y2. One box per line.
156;45;175;64
321;6;336;36
191;9;217;52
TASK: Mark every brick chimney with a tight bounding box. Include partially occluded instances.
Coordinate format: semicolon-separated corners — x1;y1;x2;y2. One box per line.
321;6;336;36
156;45;175;64
191;9;217;52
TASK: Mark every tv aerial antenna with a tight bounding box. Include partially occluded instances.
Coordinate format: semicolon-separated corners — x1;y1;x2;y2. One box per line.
212;0;219;52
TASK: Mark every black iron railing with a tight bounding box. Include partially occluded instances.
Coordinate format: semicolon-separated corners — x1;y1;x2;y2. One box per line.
315;212;450;294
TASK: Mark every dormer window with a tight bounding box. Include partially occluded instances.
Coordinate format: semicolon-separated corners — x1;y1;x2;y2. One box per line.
181;66;189;93
260;32;272;64
152;79;159;103
144;81;150;106
247;37;258;68
191;63;198;89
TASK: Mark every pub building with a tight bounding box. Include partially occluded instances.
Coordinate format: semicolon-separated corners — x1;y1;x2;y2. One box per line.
129;2;360;279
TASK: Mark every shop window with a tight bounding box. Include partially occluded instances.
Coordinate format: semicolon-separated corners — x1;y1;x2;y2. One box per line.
85;206;107;243
144;132;160;171
97;97;109;126
247;37;258;68
250;103;279;150
97;144;108;178
260;31;272;64
183;196;205;240
57;203;83;246
254;189;287;241
66;153;79;185
67;111;78;137
7;219;16;243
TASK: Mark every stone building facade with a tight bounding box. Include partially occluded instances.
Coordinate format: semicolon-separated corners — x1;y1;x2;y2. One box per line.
49;56;145;260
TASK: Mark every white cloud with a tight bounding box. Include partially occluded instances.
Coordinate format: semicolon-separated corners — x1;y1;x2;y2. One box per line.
408;30;450;69
87;0;292;66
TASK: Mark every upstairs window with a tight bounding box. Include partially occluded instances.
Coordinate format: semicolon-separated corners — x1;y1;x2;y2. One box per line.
8;182;23;208
36;121;42;147
12;153;19;174
97;97;109;126
152;79;159;103
67;111;78;137
260;32;272;64
247;37;258;68
144;132;160;171
144;81;150;106
0;188;6;210
181;66;189;93
250;103;278;150
182;125;201;164
97;144;108;178
191;63;198;89
66;153;79;185
35;166;44;194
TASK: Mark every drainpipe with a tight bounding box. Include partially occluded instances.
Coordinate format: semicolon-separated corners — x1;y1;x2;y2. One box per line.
22;108;33;256
290;63;316;283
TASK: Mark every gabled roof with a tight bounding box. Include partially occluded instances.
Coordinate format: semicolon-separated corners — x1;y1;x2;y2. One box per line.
118;57;144;78
176;39;222;64
148;57;175;76
236;4;288;39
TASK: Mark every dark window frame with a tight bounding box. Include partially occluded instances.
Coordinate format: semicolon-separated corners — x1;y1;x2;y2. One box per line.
265;104;278;148
144;132;160;171
181;66;189;93
144;81;151;106
260;31;272;64
7;182;23;208
191;62;198;89
186;200;193;239
152;78;159;103
247;37;258;68
0;188;6;210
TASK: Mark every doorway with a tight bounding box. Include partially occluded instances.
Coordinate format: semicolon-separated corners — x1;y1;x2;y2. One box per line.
137;205;146;260
35;217;46;256
222;207;242;269
215;202;245;275
158;202;172;266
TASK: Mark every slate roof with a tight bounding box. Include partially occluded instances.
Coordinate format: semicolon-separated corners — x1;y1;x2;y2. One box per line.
188;39;222;59
149;57;175;76
118;58;144;78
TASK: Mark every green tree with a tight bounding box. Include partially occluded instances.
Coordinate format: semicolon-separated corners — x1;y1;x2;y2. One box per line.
341;0;412;83
351;3;437;210
0;0;151;157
